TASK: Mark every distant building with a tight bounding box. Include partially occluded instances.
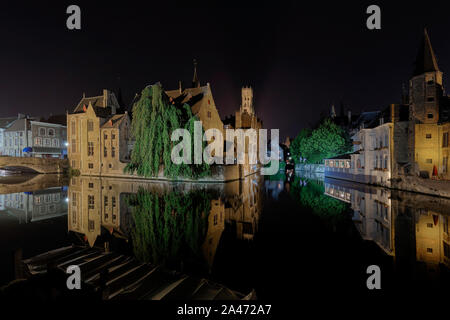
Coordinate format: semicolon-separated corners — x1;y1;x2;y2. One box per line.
326;28;450;183
2;114;67;158
408;28;450;178
0;116;18;155
67;89;131;176
222;86;263;176
324;104;409;187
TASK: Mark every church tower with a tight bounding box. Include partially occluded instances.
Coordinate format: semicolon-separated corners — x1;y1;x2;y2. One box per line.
409;28;443;124
408;28;444;170
192;59;200;88
241;86;254;115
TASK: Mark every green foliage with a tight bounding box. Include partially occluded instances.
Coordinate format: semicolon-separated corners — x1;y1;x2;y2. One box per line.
125;83;211;179
126;188;213;266
290;177;349;224
290;128;311;163
293;119;351;164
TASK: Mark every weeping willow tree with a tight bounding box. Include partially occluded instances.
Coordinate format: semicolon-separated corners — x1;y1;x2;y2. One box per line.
126;188;213;267
125;83;210;179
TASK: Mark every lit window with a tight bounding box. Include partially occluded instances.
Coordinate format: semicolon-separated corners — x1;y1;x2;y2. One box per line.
87;142;94;156
88;195;94;209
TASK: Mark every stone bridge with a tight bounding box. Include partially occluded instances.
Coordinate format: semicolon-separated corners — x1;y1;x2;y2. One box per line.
0;156;69;174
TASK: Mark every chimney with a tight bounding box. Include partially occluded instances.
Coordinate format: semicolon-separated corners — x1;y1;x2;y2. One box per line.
103;89;108;106
179;81;182;94
103;89;116;115
391;104;399;123
347;110;351;124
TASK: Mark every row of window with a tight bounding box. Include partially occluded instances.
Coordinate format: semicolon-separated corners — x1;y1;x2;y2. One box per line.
3;136;61;148
103;146;116;158
374;155;388;170
71;140;118;158
104;132;116;140
37;127;56;137
326;156;388;170
4;131;23;137
4;137;24;147
325;159;351;169
34;137;60;147
71;120;121;139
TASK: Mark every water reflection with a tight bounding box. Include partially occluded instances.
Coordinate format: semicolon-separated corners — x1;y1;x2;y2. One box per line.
0;187;67;223
67;174;263;272
324;177;450;272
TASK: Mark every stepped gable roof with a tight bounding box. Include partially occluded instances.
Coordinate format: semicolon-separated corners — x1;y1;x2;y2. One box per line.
101;114;127;128
73;95;105;113
165;85;211;115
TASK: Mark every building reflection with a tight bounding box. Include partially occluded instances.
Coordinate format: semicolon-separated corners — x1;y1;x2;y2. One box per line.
324;178;450;271
0;187;67;223
67;174;263;269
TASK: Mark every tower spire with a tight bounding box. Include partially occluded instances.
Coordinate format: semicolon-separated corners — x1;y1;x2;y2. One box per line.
413;28;440;76
330;104;336;118
192;59;200;88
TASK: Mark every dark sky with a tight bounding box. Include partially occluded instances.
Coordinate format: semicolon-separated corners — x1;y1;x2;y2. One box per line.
1;1;450;139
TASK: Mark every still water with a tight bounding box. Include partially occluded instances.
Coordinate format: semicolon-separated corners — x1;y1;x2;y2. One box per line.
0;172;449;297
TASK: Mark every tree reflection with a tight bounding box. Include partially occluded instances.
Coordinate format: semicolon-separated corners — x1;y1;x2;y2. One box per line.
125;189;214;268
290;177;349;224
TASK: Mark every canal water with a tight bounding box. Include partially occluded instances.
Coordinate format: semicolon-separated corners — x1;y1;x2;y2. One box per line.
0;172;449;298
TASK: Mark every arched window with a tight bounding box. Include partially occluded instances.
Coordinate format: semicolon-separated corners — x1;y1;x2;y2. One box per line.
357;159;361;168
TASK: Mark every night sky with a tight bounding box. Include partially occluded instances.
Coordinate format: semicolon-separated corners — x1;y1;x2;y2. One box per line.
1;1;450;139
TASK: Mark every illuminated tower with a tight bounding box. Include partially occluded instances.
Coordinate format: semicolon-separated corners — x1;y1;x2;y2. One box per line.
409;28;443;124
408;28;444;170
241;86;254;115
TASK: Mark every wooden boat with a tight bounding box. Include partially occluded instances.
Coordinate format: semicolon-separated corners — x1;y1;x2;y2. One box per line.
20;245;256;300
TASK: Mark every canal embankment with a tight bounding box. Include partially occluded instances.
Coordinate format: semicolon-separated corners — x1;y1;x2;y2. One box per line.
390;175;450;199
